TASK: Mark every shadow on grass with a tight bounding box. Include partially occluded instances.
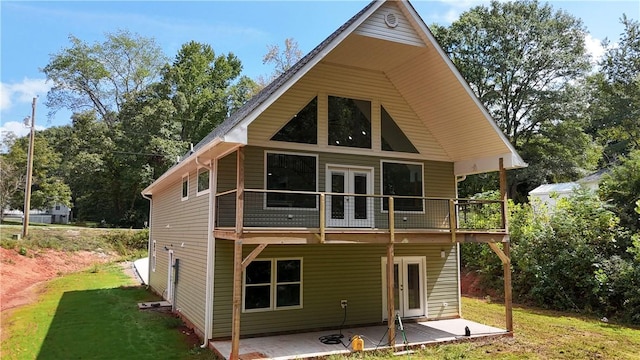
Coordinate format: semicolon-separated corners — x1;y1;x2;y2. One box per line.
37;285;210;360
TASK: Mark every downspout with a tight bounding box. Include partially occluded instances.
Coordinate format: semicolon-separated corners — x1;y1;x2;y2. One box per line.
142;193;152;286
196;156;216;348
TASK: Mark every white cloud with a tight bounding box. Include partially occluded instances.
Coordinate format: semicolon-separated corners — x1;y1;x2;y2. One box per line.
585;33;605;64
0;78;51;112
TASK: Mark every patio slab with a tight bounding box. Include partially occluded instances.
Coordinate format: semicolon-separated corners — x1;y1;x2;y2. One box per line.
210;318;507;359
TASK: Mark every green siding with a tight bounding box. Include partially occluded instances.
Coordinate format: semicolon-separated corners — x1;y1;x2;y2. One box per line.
212;242;459;338
148;169;210;334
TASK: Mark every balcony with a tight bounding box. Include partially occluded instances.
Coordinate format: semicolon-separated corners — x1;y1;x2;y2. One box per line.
213;189;507;244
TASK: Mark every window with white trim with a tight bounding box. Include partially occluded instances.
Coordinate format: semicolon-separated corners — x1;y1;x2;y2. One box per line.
381;161;424;212
182;174;189;200
197;167;210;195
243;258;302;312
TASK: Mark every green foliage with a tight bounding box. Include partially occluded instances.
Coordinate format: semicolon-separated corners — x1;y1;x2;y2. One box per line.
433;0;598;200
599;150;640;236
587;16;640;161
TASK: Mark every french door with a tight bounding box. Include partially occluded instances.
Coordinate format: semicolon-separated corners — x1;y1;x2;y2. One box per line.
381;256;426;319
326;166;374;228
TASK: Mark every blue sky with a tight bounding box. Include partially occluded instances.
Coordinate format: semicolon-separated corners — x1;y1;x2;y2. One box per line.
1;0;638;140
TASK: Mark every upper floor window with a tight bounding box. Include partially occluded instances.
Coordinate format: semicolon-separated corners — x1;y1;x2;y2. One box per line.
271;97;317;144
181;174;189;200
381;106;419;153
382;161;424;212
328;96;371;149
265;152;317;209
197;167;210;195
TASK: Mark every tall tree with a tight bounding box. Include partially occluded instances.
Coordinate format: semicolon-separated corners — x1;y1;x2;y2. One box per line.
257;38;303;88
42;30;166;126
159;41;255;143
432;0;596;199
587;16;640;163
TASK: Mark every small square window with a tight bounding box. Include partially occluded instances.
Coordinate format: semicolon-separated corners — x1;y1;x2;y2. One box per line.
243;258;302;312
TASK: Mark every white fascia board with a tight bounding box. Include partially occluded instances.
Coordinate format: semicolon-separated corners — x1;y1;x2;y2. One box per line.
223;2;385;140
454;153;528;176
141;138;223;195
223;125;248;144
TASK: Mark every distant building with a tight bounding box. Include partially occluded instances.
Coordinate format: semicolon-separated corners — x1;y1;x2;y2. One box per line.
529;169;608;209
3;203;72;224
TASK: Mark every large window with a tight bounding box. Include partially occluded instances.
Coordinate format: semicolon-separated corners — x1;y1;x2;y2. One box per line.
271;97;317;144
382;161;424;212
328;96;371;149
266;152;317;208
244;258;302;312
381;106;418;153
197;167;210;195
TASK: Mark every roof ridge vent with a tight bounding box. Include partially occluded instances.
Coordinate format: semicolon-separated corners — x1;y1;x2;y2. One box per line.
384;12;399;28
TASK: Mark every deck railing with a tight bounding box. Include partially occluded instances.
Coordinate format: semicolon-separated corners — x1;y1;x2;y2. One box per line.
215;189;506;232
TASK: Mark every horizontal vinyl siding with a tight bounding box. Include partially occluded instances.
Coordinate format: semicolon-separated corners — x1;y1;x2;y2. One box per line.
355;2;425;47
212;242;459;338
149;168;210;334
247;63;450;162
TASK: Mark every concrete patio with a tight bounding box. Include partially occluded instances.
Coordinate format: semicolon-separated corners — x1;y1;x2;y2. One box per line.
210;318;507;359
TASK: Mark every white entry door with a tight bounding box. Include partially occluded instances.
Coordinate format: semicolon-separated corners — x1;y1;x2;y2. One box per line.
381;256;426;319
326;166;374;228
166;250;175;303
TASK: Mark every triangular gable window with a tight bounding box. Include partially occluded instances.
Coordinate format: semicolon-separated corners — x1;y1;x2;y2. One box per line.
381;106;418;153
271;97;317;144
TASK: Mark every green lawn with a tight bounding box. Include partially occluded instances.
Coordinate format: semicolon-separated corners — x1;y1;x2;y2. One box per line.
2;262;639;360
0;263;215;360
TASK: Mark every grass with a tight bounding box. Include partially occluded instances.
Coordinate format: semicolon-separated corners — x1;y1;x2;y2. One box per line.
0;263;216;360
0;224;148;260
326;298;640;360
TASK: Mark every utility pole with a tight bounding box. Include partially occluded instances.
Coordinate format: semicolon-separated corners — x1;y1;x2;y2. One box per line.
22;97;36;238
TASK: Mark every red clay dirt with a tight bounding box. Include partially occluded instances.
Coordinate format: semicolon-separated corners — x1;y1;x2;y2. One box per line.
0;247;117;312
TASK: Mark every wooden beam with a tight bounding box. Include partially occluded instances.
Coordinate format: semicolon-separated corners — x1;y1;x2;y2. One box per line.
449;199;457;243
389;197;395;244
241;244;268;270
386;243;395;347
230;240;242;360
236;147;245;236
504;241;513;333
488;242;510;265
319;193;326;243
499;158;513;333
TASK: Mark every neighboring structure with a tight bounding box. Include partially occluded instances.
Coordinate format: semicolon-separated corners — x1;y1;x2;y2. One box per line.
529;169;607;209
142;1;526;358
3;203;72;224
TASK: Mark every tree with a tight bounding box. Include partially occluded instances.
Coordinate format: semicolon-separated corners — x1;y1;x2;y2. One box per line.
3;133;71;212
159;41;255;143
42;30;166;126
599;150;640;241
432;0;596;199
587;16;640;163
257;38;303;88
0;132;25;220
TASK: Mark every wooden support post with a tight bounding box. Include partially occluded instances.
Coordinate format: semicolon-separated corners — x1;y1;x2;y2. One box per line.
386;242;395;347
230;240;242;360
499;158;513;333
319;193;325;243
449;199;457;243
387;197;396;346
230;147;245;360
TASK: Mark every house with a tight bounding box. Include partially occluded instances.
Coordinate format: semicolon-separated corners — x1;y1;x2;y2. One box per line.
142;1;526;358
3;203;71;224
529;169;607;209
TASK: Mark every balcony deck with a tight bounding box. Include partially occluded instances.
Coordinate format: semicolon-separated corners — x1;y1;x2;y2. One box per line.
214;189;508;244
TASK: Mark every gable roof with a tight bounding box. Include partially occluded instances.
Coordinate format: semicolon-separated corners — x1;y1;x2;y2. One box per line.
143;0;525;195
